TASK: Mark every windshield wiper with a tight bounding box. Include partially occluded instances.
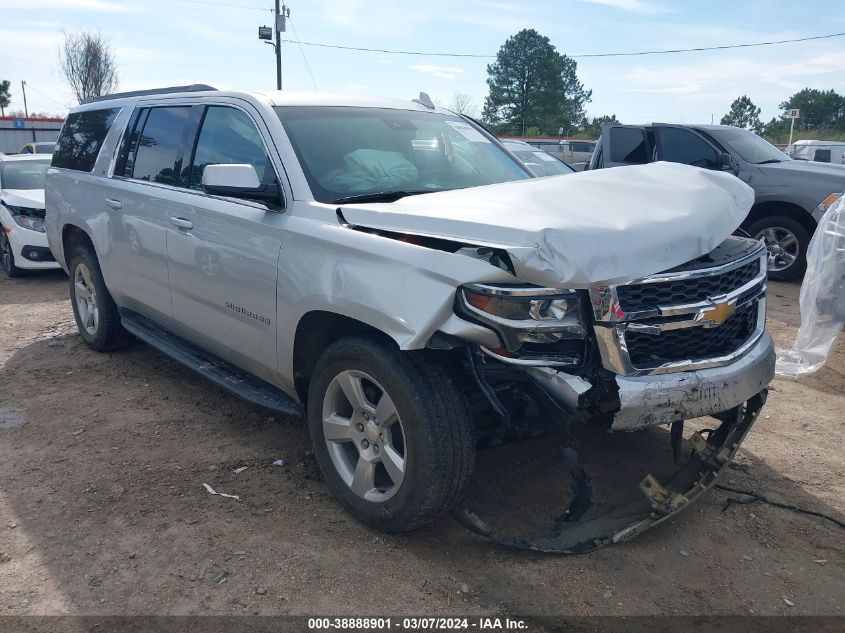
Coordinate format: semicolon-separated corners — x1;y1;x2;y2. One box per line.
332;190;433;205
756;159;785;164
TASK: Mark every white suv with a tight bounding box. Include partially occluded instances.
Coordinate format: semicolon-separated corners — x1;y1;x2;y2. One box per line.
45;86;774;550
0;154;60;277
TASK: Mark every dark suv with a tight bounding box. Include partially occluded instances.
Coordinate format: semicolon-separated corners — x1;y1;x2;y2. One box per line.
589;123;845;280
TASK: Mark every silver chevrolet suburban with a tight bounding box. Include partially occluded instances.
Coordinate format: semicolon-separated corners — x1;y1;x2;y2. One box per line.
45;86;775;547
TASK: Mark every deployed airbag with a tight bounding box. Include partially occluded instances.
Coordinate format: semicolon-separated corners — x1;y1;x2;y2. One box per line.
339;162;755;288
327;149;419;193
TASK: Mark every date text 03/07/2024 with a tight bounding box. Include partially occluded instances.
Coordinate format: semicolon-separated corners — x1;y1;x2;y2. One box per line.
307;617;529;630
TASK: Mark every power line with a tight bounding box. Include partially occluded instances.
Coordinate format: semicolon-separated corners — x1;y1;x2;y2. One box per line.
577;30;845;58
279;39;492;58
279;30;845;60
23;84;71;108
287;17;319;90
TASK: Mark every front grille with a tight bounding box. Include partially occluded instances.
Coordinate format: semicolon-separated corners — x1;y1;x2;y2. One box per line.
616;259;760;313
626;301;758;366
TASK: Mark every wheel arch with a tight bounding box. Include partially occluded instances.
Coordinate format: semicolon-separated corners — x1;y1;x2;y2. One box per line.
292;310;399;403
61;224;96;265
743;200;816;236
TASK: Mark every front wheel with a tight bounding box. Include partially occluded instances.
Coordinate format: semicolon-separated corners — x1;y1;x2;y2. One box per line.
307;338;474;532
748;215;809;281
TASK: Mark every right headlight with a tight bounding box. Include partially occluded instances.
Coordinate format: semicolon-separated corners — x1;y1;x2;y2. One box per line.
458;284;588;365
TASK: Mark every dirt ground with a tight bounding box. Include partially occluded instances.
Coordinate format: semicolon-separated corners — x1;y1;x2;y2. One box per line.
0;269;843;618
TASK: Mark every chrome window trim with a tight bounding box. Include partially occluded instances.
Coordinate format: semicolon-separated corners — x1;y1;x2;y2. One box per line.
108;100;288;211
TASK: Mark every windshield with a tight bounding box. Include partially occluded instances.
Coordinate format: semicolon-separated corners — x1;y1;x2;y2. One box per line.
35;142;56;153
711;128;790;164
510;149;574;176
0;160;51;190
275;106;529;203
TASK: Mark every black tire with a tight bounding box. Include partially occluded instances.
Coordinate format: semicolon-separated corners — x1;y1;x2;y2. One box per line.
747;215;809;281
307;338;474;532
68;245;131;351
0;227;24;278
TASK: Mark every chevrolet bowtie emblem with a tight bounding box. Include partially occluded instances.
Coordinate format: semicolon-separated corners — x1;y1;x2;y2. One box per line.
700;301;735;327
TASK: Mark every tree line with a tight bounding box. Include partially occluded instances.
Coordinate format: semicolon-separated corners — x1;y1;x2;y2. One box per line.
476;28;845;143
721;90;845;143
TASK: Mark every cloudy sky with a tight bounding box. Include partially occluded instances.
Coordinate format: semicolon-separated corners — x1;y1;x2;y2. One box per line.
1;0;844;125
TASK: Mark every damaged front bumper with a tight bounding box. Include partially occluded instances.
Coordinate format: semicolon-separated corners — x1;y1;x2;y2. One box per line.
454;390;767;554
524;331;775;431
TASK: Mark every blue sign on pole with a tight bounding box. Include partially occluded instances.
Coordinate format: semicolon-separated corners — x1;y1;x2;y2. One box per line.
13;118;25;129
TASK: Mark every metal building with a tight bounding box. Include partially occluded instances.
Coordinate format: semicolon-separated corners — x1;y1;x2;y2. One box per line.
0;116;64;154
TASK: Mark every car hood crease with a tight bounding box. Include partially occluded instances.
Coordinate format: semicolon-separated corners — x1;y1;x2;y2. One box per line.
338;162;755;288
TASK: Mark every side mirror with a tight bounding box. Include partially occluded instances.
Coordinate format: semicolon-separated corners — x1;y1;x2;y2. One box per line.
720;152;738;174
201;164;281;204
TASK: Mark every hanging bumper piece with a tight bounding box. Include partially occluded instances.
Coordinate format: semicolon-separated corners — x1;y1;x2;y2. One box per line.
452;391;767;554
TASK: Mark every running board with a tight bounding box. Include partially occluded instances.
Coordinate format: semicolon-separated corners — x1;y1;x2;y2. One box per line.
120;312;304;419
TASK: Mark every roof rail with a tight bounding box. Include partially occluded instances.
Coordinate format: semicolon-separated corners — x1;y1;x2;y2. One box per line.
81;84;217;105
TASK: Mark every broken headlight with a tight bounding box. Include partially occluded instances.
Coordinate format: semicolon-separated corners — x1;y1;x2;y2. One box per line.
459;284;588;365
5;205;46;233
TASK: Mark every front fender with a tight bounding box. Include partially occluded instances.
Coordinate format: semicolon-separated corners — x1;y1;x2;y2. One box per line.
274;211;515;394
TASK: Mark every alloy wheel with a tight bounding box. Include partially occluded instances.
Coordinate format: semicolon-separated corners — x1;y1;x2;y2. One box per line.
755;226;799;273
74;262;100;336
321;369;407;502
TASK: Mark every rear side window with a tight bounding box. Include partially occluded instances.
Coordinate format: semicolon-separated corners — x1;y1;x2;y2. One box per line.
128;106;191;185
814;149;832;163
52;108;119;172
609;127;648;164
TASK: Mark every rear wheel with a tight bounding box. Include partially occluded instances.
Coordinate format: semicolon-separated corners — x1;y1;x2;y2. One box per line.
0;228;24;278
748;215;809;281
307;338;474;532
68;246;131;351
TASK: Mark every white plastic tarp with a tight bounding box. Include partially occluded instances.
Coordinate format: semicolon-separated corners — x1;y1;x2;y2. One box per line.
775;196;845;377
340;161;755;288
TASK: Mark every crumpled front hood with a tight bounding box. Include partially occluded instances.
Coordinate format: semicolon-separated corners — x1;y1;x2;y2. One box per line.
339;162;755;288
1;189;45;210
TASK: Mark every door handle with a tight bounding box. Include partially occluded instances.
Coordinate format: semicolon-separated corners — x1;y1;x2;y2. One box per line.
170;217;193;230
105;198;122;210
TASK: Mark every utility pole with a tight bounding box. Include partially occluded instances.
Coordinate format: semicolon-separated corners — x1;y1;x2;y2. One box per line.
21;80;29;117
259;3;288;89
21;80;36;141
274;1;282;90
